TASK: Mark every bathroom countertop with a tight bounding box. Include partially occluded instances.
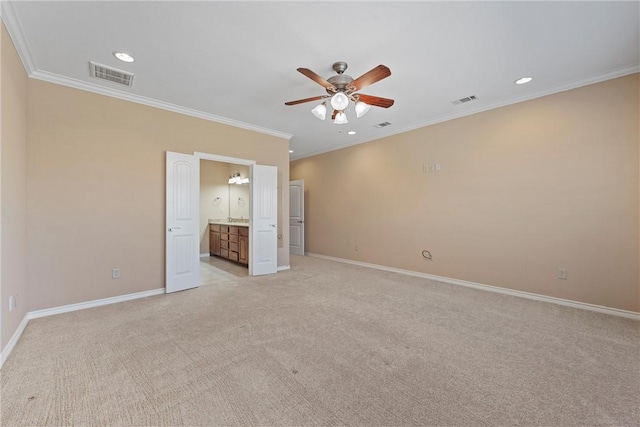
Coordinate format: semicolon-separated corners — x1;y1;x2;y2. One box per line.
208;220;250;227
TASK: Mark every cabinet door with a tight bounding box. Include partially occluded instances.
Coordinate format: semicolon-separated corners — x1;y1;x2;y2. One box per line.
211;231;221;255
239;235;248;265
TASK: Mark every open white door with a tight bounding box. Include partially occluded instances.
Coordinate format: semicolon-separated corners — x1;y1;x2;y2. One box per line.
166;151;200;293
251;165;278;276
289;180;305;256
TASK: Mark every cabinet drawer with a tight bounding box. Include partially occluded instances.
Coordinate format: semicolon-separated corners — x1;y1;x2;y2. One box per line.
228;251;239;261
229;242;239;252
238;227;249;236
221;233;229;241
211;224;221;232
220;226;229;233
229;234;239;243
221;240;229;249
220;249;229;258
229;226;239;235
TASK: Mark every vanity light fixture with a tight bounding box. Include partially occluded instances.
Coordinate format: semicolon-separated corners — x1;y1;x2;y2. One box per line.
515;76;533;85
289;150;294;153
228;172;249;185
113;51;135;63
348;131;356;135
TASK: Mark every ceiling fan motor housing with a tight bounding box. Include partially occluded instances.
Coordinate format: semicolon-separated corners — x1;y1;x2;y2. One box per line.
327;61;353;94
327;75;353;93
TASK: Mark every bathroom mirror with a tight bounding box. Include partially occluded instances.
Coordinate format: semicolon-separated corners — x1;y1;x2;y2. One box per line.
228;172;250;220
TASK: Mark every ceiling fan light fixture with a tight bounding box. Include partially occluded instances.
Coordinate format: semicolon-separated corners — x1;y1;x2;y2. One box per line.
334;111;348;124
330;92;349;111
355;101;371;118
311;102;327;120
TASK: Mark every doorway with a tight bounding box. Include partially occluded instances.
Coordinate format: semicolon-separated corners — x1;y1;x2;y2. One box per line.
166;151;278;293
199;158;251;283
289;180;305;256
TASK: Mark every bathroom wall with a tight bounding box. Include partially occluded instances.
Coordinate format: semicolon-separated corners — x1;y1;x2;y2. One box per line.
199;160;229;254
199;162;250;255
229;166;250;219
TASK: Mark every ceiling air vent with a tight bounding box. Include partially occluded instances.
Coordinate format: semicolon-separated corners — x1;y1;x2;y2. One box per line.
89;62;134;87
451;95;477;106
375;121;392;128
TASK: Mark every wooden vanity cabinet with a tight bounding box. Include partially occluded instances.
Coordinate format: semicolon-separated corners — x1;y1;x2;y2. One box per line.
210;224;248;265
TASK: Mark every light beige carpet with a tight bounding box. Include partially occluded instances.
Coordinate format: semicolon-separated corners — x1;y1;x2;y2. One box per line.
1;255;638;426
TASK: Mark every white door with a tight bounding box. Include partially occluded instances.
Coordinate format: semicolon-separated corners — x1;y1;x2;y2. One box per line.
166;151;200;293
289;180;305;256
251;165;278;276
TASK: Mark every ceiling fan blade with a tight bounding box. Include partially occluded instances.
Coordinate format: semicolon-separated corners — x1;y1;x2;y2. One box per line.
332;109;338;120
356;94;395;108
348;65;391;92
284;95;329;106
297;68;337;91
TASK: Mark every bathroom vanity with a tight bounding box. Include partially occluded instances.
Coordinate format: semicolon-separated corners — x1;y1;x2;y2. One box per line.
209;222;249;265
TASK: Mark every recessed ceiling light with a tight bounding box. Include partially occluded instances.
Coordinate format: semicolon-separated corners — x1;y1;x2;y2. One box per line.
348;131;356;135
113;51;135;63
289;150;293;153
515;76;533;85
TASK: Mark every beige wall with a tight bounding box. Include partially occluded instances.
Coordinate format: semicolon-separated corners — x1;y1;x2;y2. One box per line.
27;79;289;311
291;74;639;312
1;23;29;351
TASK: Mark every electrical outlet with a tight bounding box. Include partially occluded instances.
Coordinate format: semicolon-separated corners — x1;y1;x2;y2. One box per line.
354;244;359;252
9;296;15;312
557;268;567;280
112;268;121;279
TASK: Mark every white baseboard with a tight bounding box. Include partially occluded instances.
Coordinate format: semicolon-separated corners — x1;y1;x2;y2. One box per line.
28;288;165;319
0;315;29;369
307;253;640;320
200;253;210;258
277;265;290;272
0;288;165;369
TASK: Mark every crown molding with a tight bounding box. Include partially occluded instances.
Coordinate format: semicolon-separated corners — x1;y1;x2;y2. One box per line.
30;70;293;140
3;0;636;154
1;0;36;74
291;64;640;161
1;0;291;141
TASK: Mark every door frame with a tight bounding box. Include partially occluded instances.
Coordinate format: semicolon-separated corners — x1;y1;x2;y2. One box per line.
194;152;257;275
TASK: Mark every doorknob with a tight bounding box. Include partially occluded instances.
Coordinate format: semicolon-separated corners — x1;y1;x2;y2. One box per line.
269;224;276;228
168;227;181;232
297;220;304;223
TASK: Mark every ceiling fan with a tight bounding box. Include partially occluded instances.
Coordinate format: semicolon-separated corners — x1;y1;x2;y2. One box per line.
285;61;394;124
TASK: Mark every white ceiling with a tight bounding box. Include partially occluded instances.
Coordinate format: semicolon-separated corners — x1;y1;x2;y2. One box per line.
3;1;639;159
